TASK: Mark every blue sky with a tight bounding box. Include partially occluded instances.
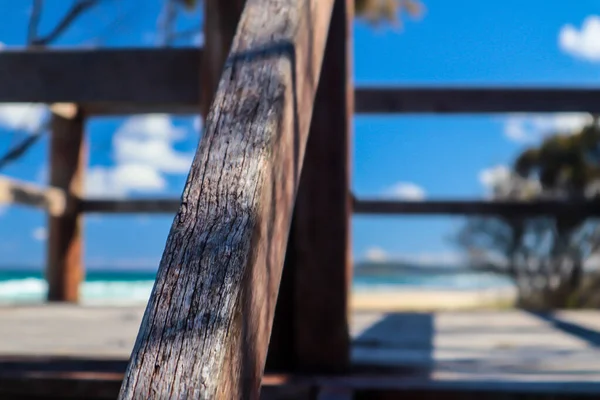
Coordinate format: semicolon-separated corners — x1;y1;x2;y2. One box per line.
1;0;600;269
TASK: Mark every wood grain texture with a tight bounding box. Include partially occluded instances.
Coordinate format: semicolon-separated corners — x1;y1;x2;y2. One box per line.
0;175;65;216
268;0;352;374
46;110;86;302
117;1;335;399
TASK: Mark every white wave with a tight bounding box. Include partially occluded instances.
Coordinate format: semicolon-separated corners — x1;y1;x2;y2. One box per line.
0;278;154;304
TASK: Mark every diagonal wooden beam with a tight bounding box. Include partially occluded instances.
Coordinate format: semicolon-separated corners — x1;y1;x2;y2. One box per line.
0;175;66;216
117;0;336;398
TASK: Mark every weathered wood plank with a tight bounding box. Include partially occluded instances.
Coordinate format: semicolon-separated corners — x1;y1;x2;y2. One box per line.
268;0;352;374
354;87;600;113
354;199;600;217
201;0;246;119
0;48;201;115
46;110;86;302
117;1;335;399
81;199;179;214
0;175;65;216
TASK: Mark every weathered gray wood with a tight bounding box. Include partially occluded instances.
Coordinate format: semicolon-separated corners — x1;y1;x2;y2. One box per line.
354;199;600;217
81;199;180;214
0;175;65;216
117;0;335;399
4;308;600;396
0;48;201;115
47;110;86;303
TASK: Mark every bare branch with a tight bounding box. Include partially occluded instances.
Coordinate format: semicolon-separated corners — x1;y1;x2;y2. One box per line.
158;0;178;47
28;0;44;46
32;0;101;46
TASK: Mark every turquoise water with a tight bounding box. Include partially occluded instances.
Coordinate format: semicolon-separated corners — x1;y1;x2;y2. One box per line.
0;268;511;304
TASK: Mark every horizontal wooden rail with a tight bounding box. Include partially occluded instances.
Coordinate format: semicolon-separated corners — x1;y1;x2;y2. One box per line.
2;48;600;114
117;0;336;398
82;197;600;218
81;199;179;214
354;87;600;114
0;175;66;216
0;48;201;115
354;199;600;217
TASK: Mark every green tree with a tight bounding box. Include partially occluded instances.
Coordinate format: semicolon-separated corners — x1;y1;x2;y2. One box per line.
456;117;600;309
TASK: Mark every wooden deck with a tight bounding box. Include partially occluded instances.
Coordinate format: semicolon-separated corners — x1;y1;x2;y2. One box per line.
1;306;600;398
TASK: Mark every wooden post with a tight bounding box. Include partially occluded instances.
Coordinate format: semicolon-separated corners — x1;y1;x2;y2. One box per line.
201;0;245;119
117;1;335;398
267;0;353;373
46;110;85;302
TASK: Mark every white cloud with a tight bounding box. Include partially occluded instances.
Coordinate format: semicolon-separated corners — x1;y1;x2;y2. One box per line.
365;247;388;262
479;165;511;190
86;114;194;198
559;16;600;61
503;113;592;143
383;182;426;200
478;164;542;200
86;164;166;198
0;103;48;133
32;227;47;241
113;114;193;174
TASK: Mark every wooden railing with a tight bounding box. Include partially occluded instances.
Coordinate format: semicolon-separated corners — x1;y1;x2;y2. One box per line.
116;1;340;398
2;0;600;397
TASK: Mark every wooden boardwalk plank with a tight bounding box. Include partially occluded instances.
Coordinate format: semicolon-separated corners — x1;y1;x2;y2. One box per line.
2;307;600;391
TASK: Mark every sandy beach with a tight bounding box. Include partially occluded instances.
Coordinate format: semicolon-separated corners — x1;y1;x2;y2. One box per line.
351;287;517;311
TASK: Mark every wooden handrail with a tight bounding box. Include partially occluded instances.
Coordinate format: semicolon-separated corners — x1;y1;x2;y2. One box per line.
354;199;600;217
2;47;600;114
81;197;600;218
117;0;335;398
0;175;66;216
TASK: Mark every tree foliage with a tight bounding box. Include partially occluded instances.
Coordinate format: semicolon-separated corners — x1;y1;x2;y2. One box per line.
456;118;600;309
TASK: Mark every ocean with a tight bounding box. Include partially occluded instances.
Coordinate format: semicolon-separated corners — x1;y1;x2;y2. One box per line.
0;268;512;304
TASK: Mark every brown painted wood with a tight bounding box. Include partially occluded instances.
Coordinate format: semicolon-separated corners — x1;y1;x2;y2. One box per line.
80;198;600;218
353;199;600;217
81;199;179;214
46;110;86;303
201;0;246;119
0;48;200;115
268;0;352;374
2;46;600;115
117;1;335;399
0;176;65;216
354;87;600;113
